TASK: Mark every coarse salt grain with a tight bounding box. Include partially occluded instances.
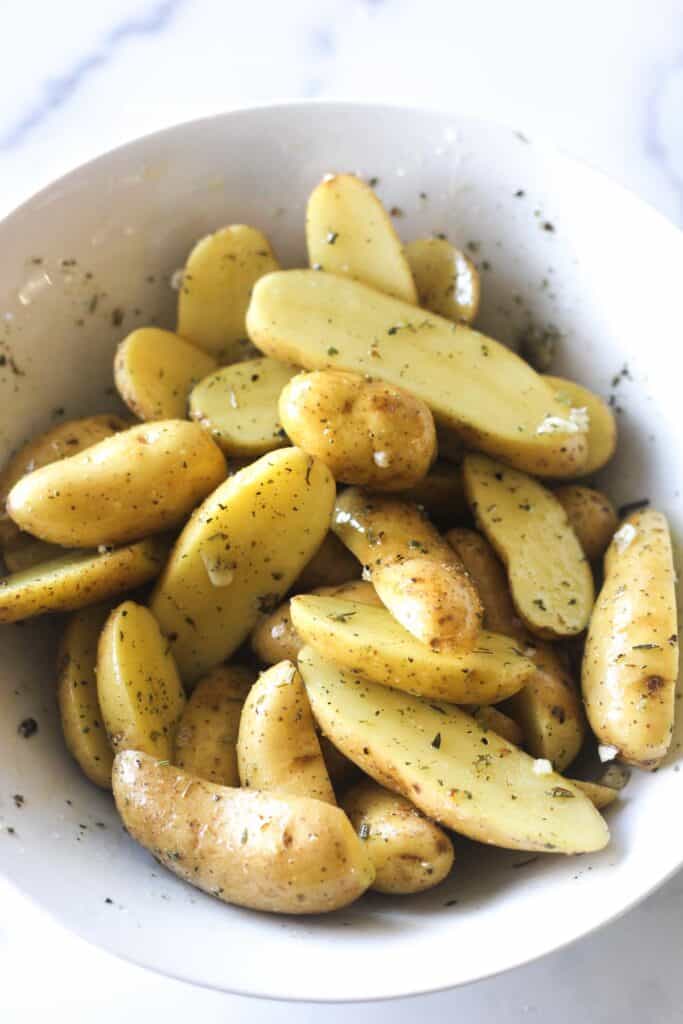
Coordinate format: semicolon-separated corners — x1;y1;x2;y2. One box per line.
598;744;619;763
532;758;553;775
373;451;391;468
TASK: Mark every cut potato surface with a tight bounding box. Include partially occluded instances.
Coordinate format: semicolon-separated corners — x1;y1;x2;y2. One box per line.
463;454;594;637
57;603;114;789
306;173;417;303
247;270;588;476
113;751;375;914
544;374;617;475
291;595;532;704
115;327;217;421
405;237;480;323
189;356;296;456
300;647;609;854
177;224;280;362
0;538;168;623
97;601;186;759
150;447;335;682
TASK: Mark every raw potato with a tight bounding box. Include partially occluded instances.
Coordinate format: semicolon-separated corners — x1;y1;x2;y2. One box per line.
306;173;417;304
7;420;227;548
237;660;335;804
319;736;360;791
150;448;335;682
113;750;375;914
341;780;455;894
554;485;618;562
544;374;617;475
251;579;381;665
405;237;480;323
291;595;532;704
3;534;62;573
114;327;217;420
57;603;114;789
472;706;524;746
189;356;296;456
572;779;618;810
446;528;526;639
247;270;588;477
400;461;467;528
174;664;254;785
300;647;609;854
463;454;594;637
279;370;436;491
0;538;168;623
294;533;360;591
97;601;186;759
582;509;678;769
333;488;483;651
177;224;280;362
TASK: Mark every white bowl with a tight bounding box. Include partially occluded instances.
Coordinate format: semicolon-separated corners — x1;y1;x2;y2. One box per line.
1;102;682;1002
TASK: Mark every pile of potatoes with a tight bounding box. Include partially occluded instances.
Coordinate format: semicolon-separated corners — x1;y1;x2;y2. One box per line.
0;174;677;915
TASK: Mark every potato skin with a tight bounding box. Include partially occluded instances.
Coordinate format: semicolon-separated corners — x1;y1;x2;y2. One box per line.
405;237;480;324
112;751;375;914
341;780;454;894
7;420;227;548
544;374;617;475
115;327;217;421
472;706;523;746
280;370;436;491
446;528;525;640
582;510;678;769
554;485;617;562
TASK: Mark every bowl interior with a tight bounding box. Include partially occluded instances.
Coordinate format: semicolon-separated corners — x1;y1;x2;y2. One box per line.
1;104;682;1002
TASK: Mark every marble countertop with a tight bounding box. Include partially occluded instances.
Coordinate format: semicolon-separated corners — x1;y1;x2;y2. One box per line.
1;1;682;1020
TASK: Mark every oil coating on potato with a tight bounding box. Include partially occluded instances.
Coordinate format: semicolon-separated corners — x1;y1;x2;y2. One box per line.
293;532;360;591
405;237;480;323
112;751;375;914
341;780;454;894
544;374;617;475
279;370;436;491
7;420;227;548
174;664;254;785
300;647;609;854
333;488;483;651
237;660;335;804
582;509;678;769
553;485;618;562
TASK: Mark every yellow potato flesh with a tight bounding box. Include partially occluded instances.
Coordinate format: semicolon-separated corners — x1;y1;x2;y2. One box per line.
114;327;217;420
404;237;480;323
544;374;617;475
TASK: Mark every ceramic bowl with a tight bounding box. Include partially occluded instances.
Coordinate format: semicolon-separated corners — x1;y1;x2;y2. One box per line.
1;103;682;1002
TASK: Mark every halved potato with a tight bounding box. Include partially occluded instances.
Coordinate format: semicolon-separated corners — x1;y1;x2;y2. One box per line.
57;603;114;788
97;601;186;759
113;751;375;913
177;225;280;362
463;454;594;637
544;374;617;475
294;532;360;591
189;356;296;456
291;595;533;704
247;271;588;477
553;485;618;562
114;327;217;420
571;779;618;810
405;237;480;323
472;705;524;746
3;534;62;574
0;538;168;623
446;527;525;640
300;647;609;854
306;173;417;303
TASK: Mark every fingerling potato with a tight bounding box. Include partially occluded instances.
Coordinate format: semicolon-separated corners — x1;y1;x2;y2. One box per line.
544;374;617;475
114;327;217;420
237;660;335;803
113;750;375;913
279;370;436;491
294;532;360;591
3;534;62;573
177;225;280;361
571;779;618;810
97;601;186;759
7;420;227;548
446;527;525;640
341;780;454;894
405;237;480;323
472;705;524;746
553;485;618;562
333;488;483;651
306;173;417;303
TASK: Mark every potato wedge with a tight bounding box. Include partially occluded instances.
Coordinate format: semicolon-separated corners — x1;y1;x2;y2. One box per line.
113;750;374;913
472;706;524;746
150;448;335;682
306;173;417;304
463;454;594;637
333;488;482;651
400;461;467;528
554;485;618;562
291;595;531;704
237;660;335;803
7;420;227;548
97;601;186;759
173;664;254;784
404;237;480;323
177;225;279;361
57;603;114;788
114;327;217;421
571;779;618;810
341;780;454;894
279;370;436;491
0;538;168;623
3;534;62;574
294;532;360;591
582;510;678;769
300;647;609;854
544;374;617;475
189;356;296;456
247;271;588;477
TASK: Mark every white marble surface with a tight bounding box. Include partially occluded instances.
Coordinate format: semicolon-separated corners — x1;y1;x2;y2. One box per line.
1;1;683;1020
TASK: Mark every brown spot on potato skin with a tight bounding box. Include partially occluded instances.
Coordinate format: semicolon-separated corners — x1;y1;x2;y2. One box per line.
646;676;664;693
